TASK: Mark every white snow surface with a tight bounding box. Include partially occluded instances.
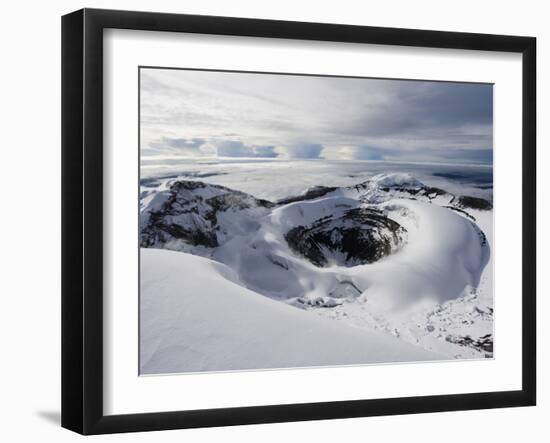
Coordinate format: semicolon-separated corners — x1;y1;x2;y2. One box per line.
370;172;423;189
140;248;441;374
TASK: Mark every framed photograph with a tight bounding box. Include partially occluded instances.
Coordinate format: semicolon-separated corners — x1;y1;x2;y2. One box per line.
61;8;536;435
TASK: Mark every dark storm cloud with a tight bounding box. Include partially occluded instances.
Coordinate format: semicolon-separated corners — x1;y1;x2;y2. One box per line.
343;82;493;139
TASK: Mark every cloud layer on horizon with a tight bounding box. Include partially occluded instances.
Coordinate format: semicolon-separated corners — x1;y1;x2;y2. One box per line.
140;69;493;164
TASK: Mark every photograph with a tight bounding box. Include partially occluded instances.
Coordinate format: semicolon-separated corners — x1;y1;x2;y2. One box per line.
138;68;494;375
53;4;541;437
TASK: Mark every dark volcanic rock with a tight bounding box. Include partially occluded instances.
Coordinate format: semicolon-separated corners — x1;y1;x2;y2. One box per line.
276;186;338;205
445;333;493;354
285;208;407;267
140;180;273;249
452;195;493;211
418;186;448;198
142;208;219;248
378;185;448;200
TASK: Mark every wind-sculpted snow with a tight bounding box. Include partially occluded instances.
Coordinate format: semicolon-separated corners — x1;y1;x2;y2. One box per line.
370;172;423;189
140;171;494;369
140;248;441;374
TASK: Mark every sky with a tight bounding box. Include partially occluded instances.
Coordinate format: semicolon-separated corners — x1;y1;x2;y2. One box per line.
140;68;493;165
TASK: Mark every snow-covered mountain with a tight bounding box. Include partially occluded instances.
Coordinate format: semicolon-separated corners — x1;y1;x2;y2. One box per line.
140;180;274;251
140;172;494;373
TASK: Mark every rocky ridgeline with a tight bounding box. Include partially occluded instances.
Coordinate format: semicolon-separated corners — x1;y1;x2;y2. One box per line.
140;175;492;269
140;180;273;249
349;178;492;210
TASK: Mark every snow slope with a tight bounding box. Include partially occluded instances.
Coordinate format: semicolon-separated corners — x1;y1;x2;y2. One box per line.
140;248;441;374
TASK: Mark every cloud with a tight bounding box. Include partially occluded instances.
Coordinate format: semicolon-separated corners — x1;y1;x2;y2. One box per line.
215;140;251;157
215;141;325;159
253;145;279;158
278;143;324;159
156;137;205;150
143;137;208;157
352;146;385;161
214;141;325;159
216;140;278;158
340;82;492;139
145;136;325;160
140;68;493;164
348;145;491;164
436;148;492;164
320;143;492;165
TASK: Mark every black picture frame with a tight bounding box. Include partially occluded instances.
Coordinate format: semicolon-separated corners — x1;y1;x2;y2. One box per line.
62;8;536;435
